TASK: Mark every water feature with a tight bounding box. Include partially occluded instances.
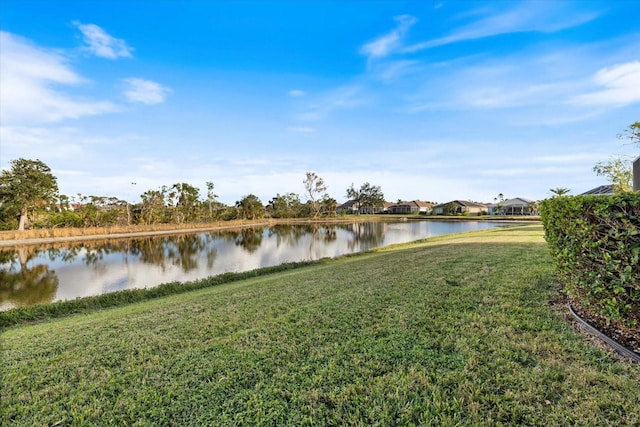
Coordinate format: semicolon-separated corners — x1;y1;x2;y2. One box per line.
0;220;506;310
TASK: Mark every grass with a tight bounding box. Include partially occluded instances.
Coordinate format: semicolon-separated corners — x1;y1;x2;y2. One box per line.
2;224;639;426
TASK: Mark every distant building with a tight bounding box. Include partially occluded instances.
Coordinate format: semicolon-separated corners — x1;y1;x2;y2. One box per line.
488;198;538;215
432;200;486;215
336;200;389;214
388;200;433;215
581;185;615;195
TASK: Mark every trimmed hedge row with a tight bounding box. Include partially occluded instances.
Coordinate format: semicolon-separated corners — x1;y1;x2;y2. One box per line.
540;193;640;321
0;259;326;329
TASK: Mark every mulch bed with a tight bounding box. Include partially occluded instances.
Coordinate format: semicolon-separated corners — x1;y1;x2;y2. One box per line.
566;294;640;358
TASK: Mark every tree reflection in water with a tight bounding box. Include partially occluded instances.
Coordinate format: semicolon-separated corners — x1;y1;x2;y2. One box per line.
344;222;386;251
233;228;264;253
0;247;58;308
1;220;496;310
166;234;208;272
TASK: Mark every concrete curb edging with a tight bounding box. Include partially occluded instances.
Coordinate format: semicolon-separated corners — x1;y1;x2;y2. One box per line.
567;303;640;364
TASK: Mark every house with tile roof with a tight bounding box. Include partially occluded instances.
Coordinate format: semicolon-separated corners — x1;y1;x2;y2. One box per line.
388;200;433;215
432;200;487;216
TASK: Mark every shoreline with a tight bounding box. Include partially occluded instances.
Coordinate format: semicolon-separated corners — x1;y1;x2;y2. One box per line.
0;216;540;247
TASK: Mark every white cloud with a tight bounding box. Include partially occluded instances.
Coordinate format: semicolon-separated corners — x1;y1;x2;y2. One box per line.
403;3;599;52
570;61;640;106
73;21;133;59
371;60;421;82
0;31;117;124
288;89;306;97
295;84;366;122
360;15;416;59
0;126;86;161
123;78;171;104
402;44;617;113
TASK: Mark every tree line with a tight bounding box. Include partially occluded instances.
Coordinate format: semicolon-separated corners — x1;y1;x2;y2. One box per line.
0;162;386;231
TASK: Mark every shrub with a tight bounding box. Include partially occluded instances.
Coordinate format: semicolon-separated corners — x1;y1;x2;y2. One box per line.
46;210;84;228
540;193;640;321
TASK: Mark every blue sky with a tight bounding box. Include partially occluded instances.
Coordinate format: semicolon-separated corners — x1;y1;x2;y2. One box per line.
1;0;639;205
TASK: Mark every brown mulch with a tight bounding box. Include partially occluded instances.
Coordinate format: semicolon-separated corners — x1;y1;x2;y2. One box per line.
564;294;640;356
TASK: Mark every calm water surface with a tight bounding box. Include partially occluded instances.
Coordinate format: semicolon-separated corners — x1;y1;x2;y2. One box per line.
0;221;505;310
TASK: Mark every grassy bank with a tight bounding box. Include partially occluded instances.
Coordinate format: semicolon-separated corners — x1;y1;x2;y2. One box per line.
0;215;536;244
2;225;639;425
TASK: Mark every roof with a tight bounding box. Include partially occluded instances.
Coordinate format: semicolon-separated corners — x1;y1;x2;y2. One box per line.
434;200;486;209
456;200;487;208
337;200;359;210
581;185;614;195
337;200;391;210
501;197;535;206
393;200;433;208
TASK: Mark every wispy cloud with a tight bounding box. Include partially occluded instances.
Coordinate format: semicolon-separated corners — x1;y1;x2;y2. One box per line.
123;78;171;104
370;60;422;82
0;31;117;124
402;42;620;113
406;61;574;112
295;84;366;122
286;126;316;134
288;89;306;97
403;2;599;52
570;61;640;107
73;21;133;59
360;15;416;60
0;126;86;160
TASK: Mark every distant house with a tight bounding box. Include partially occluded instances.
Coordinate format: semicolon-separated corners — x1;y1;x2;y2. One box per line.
432;200;486;215
388;200;433;215
54;203;83;212
489;198;538;215
382;201;394;213
581;185;615;195
336;200;389;214
336;200;360;215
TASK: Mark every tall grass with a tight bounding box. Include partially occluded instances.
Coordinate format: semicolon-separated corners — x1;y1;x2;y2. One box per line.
0;220;260;240
0;216;386;241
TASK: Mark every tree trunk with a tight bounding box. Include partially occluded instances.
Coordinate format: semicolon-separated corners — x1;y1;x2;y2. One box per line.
18;208;28;231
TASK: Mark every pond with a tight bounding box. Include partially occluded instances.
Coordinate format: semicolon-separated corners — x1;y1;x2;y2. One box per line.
0;220;507;310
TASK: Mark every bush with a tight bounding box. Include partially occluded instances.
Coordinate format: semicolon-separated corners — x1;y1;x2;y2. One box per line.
540;193;640;321
46;210;83;228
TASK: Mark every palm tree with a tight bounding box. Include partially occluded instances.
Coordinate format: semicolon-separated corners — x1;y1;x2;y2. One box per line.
549;187;570;197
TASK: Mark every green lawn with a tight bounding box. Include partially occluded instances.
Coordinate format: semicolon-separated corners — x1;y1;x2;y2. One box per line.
2;225;639;426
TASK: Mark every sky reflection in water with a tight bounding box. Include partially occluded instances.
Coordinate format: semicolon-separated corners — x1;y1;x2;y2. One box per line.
0;221;504;310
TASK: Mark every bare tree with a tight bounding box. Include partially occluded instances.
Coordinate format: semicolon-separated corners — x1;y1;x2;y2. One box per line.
303;172;328;217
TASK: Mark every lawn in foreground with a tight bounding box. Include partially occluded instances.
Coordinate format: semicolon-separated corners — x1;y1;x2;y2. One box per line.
2;225;639;426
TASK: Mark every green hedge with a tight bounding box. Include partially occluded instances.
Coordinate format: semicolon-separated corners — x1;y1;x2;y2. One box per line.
540;193;640;321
